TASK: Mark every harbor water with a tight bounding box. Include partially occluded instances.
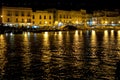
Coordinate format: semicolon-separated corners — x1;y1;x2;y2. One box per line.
0;30;120;80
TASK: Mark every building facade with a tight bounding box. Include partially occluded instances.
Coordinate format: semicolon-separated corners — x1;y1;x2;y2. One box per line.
91;10;120;26
32;10;53;28
0;6;120;29
0;6;33;27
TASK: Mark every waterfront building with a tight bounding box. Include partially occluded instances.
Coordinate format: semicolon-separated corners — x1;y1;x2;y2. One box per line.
0;6;33;27
0;6;120;29
92;10;120;27
47;9;87;28
32;10;53;28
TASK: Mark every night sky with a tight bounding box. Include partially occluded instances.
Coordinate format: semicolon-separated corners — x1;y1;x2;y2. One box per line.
0;0;120;12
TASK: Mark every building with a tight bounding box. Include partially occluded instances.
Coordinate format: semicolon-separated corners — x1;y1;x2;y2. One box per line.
0;6;33;27
32;10;53;28
91;10;120;26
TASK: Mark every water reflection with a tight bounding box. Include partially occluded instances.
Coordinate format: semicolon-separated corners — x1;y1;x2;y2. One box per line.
0;35;7;77
22;32;31;70
0;30;120;80
41;32;51;63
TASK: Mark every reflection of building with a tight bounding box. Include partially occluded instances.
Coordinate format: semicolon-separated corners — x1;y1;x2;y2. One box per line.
0;6;33;27
32;11;53;27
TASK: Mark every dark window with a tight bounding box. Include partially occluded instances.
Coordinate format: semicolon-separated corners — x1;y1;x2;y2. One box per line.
64;15;65;18
33;21;35;24
39;21;41;24
49;16;51;19
16;18;18;22
60;15;62;18
44;16;46;19
27;12;30;17
49;21;51;24
22;19;24;23
27;19;31;23
7;11;11;16
33;15;35;19
7;18;10;22
21;11;24;16
39;15;42;19
15;11;19;16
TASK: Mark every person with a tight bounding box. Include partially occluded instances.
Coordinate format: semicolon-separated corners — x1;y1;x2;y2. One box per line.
115;60;120;80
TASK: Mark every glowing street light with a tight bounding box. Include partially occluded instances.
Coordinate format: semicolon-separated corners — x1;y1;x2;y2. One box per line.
111;21;114;24
1;15;3;18
118;21;120;24
105;21;108;24
76;21;78;24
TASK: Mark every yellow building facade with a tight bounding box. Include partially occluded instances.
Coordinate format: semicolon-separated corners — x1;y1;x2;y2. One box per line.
32;11;53;28
92;10;120;26
54;9;86;26
0;6;33;27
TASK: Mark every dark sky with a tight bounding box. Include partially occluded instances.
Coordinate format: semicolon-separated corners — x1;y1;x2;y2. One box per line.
1;0;120;12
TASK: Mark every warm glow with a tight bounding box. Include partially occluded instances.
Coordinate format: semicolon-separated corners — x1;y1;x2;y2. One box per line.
23;32;31;69
42;32;51;63
45;21;47;24
1;15;3;18
92;21;96;24
55;21;58;25
74;30;79;41
104;30;108;42
58;31;63;44
91;30;96;45
76;21;78;24
91;30;97;58
0;34;6;75
111;21;114;24
111;30;114;39
43;32;49;46
105;21;108;24
119;21;120;24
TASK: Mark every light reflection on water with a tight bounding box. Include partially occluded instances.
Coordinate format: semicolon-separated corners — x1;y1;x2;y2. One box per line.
0;30;120;80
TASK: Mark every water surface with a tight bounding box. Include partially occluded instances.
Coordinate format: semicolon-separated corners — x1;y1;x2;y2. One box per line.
0;30;120;80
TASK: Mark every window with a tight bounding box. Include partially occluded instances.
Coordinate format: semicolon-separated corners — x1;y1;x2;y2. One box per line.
33;21;35;24
15;11;19;16
21;11;24;16
27;12;30;17
22;19;24;23
64;15;65;18
39;21;41;24
49;21;51;24
27;19;31;23
39;15;42;19
7;11;11;16
33;15;35;19
44;16;46;19
49;16;51;19
7;18;10;22
66;15;68;19
16;18;18;22
60;15;62;18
